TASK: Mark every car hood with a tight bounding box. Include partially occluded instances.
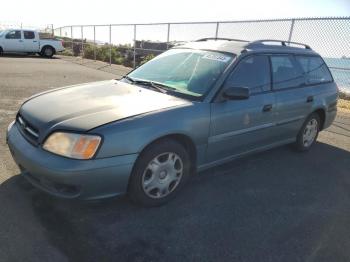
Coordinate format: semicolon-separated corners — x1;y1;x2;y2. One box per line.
19;80;190;137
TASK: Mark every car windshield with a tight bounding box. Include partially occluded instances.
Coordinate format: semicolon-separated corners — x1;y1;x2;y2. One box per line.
0;31;4;37
127;49;234;99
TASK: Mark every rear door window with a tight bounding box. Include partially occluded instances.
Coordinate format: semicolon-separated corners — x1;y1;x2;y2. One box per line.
225;55;271;94
24;31;35;39
270;55;304;90
5;30;21;39
295;56;333;85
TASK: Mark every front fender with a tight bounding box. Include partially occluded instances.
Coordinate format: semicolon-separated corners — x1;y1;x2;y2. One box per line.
91;103;210;160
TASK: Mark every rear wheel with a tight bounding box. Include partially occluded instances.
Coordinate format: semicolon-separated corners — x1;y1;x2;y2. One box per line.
295;113;320;151
128;139;191;207
0;47;3;56
41;46;55;58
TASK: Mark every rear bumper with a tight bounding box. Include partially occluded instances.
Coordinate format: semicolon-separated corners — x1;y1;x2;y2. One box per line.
7;123;137;200
56;47;65;52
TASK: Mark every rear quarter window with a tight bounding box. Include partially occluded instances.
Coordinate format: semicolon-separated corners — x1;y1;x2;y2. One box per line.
295;56;333;85
270;55;304;90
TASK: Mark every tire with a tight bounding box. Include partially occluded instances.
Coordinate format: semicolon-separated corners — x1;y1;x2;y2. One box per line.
294;113;321;152
0;47;3;56
128;139;191;207
41;46;55;58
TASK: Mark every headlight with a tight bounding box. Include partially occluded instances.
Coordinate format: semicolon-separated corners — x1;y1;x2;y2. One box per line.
43;132;102;159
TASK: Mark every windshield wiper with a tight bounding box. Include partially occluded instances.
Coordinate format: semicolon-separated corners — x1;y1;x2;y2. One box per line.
123;76;176;94
123;75;136;83
149;81;177;93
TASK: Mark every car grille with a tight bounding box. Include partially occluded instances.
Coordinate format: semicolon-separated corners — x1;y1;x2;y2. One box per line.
16;114;39;145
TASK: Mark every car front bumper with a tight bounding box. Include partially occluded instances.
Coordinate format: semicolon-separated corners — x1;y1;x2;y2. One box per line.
7;123;138;200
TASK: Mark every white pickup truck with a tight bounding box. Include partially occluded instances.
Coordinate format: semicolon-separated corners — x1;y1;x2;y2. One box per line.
0;29;64;58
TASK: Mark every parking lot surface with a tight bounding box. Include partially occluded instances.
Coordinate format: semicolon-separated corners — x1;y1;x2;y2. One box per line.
0;56;350;262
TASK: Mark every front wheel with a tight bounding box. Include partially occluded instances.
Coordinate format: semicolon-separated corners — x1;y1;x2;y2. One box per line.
128;139;191;207
295;113;320;151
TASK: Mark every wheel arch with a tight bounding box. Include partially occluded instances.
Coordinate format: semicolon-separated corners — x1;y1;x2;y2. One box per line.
137;133;197;173
41;45;56;54
312;108;326;130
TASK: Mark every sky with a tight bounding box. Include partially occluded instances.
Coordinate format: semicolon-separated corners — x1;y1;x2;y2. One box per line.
1;0;349;59
1;0;349;28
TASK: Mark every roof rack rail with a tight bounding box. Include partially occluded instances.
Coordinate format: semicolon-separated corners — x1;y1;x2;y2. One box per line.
248;39;311;49
195;37;249;43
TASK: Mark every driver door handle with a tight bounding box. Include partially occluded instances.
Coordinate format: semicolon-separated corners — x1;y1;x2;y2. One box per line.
263;104;273;112
307;96;314;103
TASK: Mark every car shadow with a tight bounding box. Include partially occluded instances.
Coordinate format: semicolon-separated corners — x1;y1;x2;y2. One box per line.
0;142;350;262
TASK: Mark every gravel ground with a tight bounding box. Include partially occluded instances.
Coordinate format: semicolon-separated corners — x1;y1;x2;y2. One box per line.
0;55;350;262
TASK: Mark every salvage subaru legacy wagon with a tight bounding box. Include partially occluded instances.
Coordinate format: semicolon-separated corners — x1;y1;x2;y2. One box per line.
7;38;338;206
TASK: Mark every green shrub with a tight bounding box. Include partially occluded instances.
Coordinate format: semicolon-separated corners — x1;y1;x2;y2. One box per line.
82;45;95;59
60;38;133;67
140;54;155;65
61;49;73;56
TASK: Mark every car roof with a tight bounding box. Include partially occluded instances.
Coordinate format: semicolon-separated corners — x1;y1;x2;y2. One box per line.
175;38;318;56
1;28;34;31
0;28;37;31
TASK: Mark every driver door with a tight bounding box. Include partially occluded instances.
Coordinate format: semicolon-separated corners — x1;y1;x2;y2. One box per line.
207;55;277;163
2;30;23;52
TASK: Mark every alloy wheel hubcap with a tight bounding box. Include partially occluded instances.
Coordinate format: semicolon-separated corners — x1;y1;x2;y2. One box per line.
45;48;53;56
142;152;183;199
303;118;318;147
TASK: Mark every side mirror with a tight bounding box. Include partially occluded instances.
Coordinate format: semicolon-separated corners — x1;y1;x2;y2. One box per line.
222;87;250;100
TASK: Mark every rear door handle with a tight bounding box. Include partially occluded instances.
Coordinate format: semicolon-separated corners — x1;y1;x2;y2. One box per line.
33;40;38;43
262;104;273;112
307;96;314;103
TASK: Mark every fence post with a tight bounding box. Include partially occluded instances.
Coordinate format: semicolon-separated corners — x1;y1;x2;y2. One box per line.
109;24;112;65
288;19;295;42
81;26;84;62
51;24;54;37
166;23;170;49
71;26;74;56
133;25;137;69
60;27;62;37
94;26;96;61
215;22;220;39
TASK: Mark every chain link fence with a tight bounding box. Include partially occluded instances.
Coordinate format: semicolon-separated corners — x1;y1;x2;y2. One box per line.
0;22;54;36
53;17;350;94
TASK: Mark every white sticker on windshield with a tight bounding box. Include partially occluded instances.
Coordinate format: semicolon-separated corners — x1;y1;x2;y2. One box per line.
202;53;230;63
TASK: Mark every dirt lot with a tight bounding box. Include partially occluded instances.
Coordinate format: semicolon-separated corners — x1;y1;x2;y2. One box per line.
0;55;350;262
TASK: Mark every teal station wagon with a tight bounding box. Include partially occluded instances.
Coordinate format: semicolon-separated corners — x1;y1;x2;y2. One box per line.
7;38;338;206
